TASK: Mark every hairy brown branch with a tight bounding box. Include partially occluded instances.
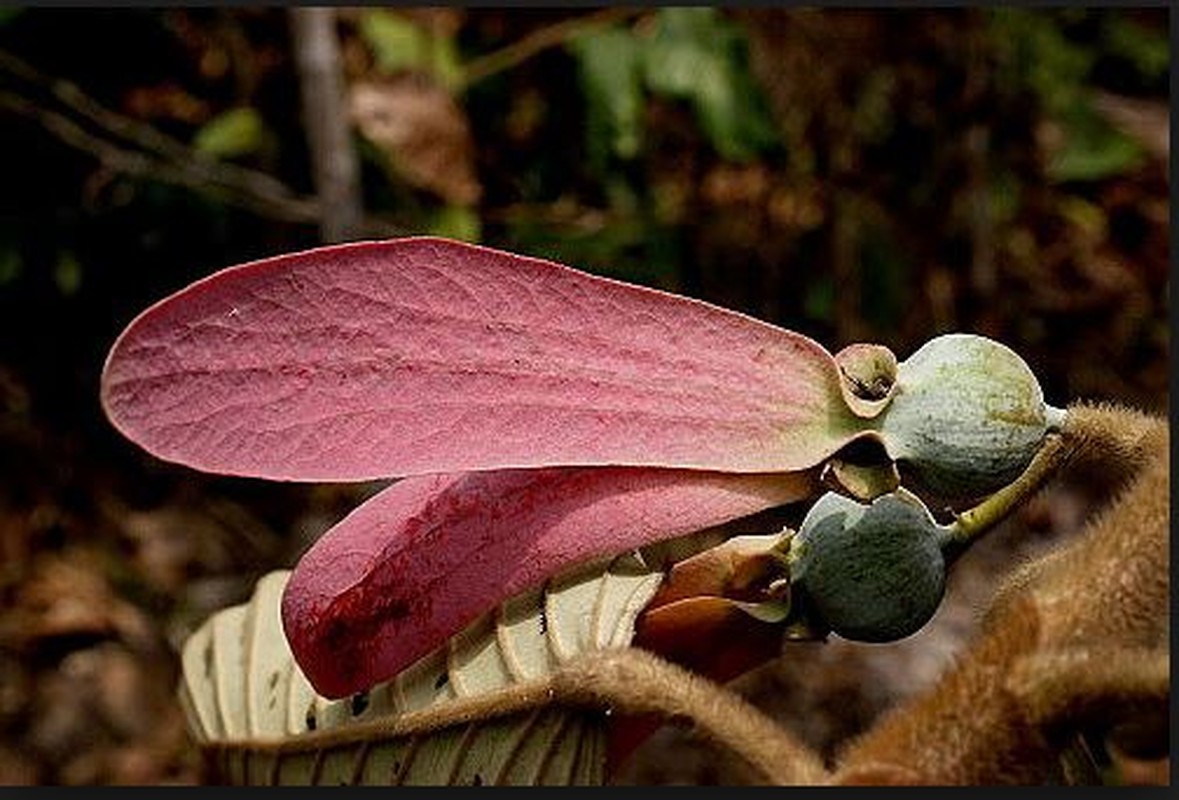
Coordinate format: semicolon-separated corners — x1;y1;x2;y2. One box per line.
992;402;1169;637
1006;646;1169;735
830;402;1169;784
595;402;1168;785
198;646;827;785
201;679;558;757
553;648;827;785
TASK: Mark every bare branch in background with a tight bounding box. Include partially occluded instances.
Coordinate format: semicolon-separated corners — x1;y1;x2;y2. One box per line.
0;46;402;237
459;7;645;90
0;90;318;224
0;47;301;204
289;7;364;243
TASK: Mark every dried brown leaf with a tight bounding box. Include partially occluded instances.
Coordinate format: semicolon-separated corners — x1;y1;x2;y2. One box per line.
350;76;482;205
0;553;154;652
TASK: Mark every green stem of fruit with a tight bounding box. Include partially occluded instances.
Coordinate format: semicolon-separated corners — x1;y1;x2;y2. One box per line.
947;420;1072;547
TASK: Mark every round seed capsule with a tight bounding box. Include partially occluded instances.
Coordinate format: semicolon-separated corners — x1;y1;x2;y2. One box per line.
790;490;950;642
879;333;1065;501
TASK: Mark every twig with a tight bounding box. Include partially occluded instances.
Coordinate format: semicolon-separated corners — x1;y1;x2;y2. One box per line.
289;7;364;242
0;46;297;205
554;648;829;785
0;89;321;225
458;7;646;91
0;49;404;237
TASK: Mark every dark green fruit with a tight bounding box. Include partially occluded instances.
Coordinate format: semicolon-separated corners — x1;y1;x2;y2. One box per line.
790;490;951;642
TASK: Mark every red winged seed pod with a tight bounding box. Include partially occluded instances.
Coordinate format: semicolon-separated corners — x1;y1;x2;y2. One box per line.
100;237;1062;698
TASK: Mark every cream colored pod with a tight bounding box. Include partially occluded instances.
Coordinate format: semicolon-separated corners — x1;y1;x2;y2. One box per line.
790;489;952;642
877;333;1067;501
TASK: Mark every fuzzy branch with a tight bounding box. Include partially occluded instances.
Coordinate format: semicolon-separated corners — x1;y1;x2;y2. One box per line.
561;402;1168;786
831;402;1169;785
1006;646;1169;734
552;648;827;785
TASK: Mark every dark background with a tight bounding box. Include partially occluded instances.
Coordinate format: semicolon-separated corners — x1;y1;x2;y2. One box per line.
0;7;1169;784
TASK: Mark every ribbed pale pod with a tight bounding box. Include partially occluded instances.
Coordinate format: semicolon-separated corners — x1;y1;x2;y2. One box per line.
177;529;733;785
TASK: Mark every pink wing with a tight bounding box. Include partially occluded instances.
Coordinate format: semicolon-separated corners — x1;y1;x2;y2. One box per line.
282;465;814;698
101;237;860;482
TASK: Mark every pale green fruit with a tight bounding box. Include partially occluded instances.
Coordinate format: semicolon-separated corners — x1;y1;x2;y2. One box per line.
790;490;950;642
879;333;1065;500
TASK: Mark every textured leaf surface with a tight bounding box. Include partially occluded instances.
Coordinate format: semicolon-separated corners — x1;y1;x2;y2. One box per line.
101;237;863;482
282;465;813;698
181;541;705;785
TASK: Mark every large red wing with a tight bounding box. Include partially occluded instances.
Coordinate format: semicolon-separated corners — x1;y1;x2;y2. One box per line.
281;465;814;698
101;237;861;482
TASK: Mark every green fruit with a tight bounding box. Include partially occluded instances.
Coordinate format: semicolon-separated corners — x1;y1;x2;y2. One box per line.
879;334;1065;500
790;490;950;642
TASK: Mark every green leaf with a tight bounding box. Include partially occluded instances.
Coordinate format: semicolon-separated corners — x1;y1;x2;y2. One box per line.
360;10;428;73
0;248;21;286
503;214;682;292
359;10;463;90
988;9;1094;118
1102;15;1169;84
988;170;1024;226
641;8;715;97
0;8;23;26
859;222;911;331
569;28;645;172
425;204;481;242
1047;106;1146;183
53;251;82;296
986;10;1150;183
804;275;835;323
193;108;264;160
640;8;778;162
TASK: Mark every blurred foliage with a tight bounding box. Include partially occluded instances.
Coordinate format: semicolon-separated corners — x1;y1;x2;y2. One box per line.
569;28;645;170
988;9;1152;182
52;250;83;297
638;8;780;162
192;106;266;160
0;245;19;286
570;8;779;171
426;202;481;242
359;8;462;90
0;7;1169;785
